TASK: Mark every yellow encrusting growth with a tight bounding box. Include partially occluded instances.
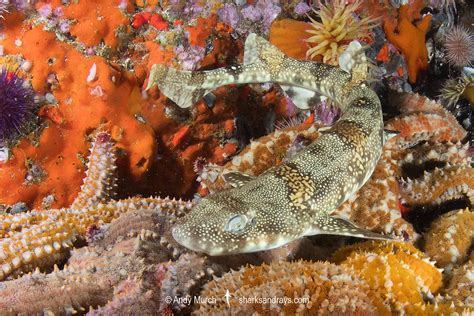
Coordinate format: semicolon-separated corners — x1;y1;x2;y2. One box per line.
305;0;377;64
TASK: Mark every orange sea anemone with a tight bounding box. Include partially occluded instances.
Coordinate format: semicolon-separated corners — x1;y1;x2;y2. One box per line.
305;0;378;64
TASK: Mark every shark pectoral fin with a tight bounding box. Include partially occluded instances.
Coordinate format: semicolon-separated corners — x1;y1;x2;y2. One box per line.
147;64;207;108
308;216;394;241
223;171;255;188
280;85;322;110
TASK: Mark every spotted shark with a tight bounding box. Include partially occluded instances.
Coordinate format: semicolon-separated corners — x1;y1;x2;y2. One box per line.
147;34;395;255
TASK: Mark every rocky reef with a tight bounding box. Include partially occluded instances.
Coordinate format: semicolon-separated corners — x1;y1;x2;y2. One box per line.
0;0;473;315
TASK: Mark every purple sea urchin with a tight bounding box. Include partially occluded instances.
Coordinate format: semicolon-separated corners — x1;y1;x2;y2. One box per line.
0;69;36;143
444;25;474;67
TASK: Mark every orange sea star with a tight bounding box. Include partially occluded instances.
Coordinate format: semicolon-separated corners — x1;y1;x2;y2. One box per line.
383;5;432;84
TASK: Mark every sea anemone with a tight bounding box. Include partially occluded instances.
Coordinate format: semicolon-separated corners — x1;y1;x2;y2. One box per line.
439;73;474;108
0;2;8;19
305;0;377;65
444;25;474;67
0;69;36;144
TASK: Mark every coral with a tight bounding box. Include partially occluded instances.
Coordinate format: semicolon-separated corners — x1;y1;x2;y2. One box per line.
383;4;432;83
0;69;37;144
197;260;381;315
0;133;193;280
443;25;474;67
305;0;377;64
333;240;443;312
424;208;474;269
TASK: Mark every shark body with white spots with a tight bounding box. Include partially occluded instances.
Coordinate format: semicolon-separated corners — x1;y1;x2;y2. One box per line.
147;34;394;255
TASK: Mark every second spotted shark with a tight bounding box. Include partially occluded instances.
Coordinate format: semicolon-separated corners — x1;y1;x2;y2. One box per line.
147;34;394;255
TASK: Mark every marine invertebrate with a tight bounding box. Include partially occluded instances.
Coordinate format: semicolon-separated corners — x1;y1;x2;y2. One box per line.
305;0;377;64
197;260;381;315
0;224;168;315
197;122;321;193
269;18;313;60
70;132;117;210
424;208;474;269
439;73;474;108
384;95;467;147
0;1;8;19
401;165;474;207
383;4;432;83
332;151;416;240
0;69;36;143
0;133;193;280
443;25;474;67
444;256;474;306
0;24;157;208
149;33;393;255
333;240;443;312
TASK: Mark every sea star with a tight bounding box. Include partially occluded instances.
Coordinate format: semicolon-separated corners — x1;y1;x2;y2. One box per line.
383;4;432;84
0;132;194;281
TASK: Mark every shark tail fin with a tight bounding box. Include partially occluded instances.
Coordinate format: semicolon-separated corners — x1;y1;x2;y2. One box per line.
338;40;369;85
146;64;207;108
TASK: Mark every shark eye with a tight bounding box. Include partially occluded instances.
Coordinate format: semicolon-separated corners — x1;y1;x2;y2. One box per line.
225;214;250;233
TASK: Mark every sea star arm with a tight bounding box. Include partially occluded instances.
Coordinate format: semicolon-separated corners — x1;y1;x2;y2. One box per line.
70;132;118;210
416;15;432;34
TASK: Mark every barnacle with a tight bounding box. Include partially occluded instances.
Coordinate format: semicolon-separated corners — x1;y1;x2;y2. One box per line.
305;0;377;64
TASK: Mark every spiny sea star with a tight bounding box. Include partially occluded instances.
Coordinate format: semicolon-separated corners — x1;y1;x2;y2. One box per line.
0;132;193;281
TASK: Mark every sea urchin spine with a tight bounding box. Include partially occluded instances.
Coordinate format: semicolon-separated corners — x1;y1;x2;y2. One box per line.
0;69;36;143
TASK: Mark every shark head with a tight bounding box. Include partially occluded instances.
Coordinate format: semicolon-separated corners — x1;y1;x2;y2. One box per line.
172;191;300;256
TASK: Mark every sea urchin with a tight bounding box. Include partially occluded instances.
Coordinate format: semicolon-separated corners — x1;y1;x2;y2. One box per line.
0;69;36;143
444;25;474;67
